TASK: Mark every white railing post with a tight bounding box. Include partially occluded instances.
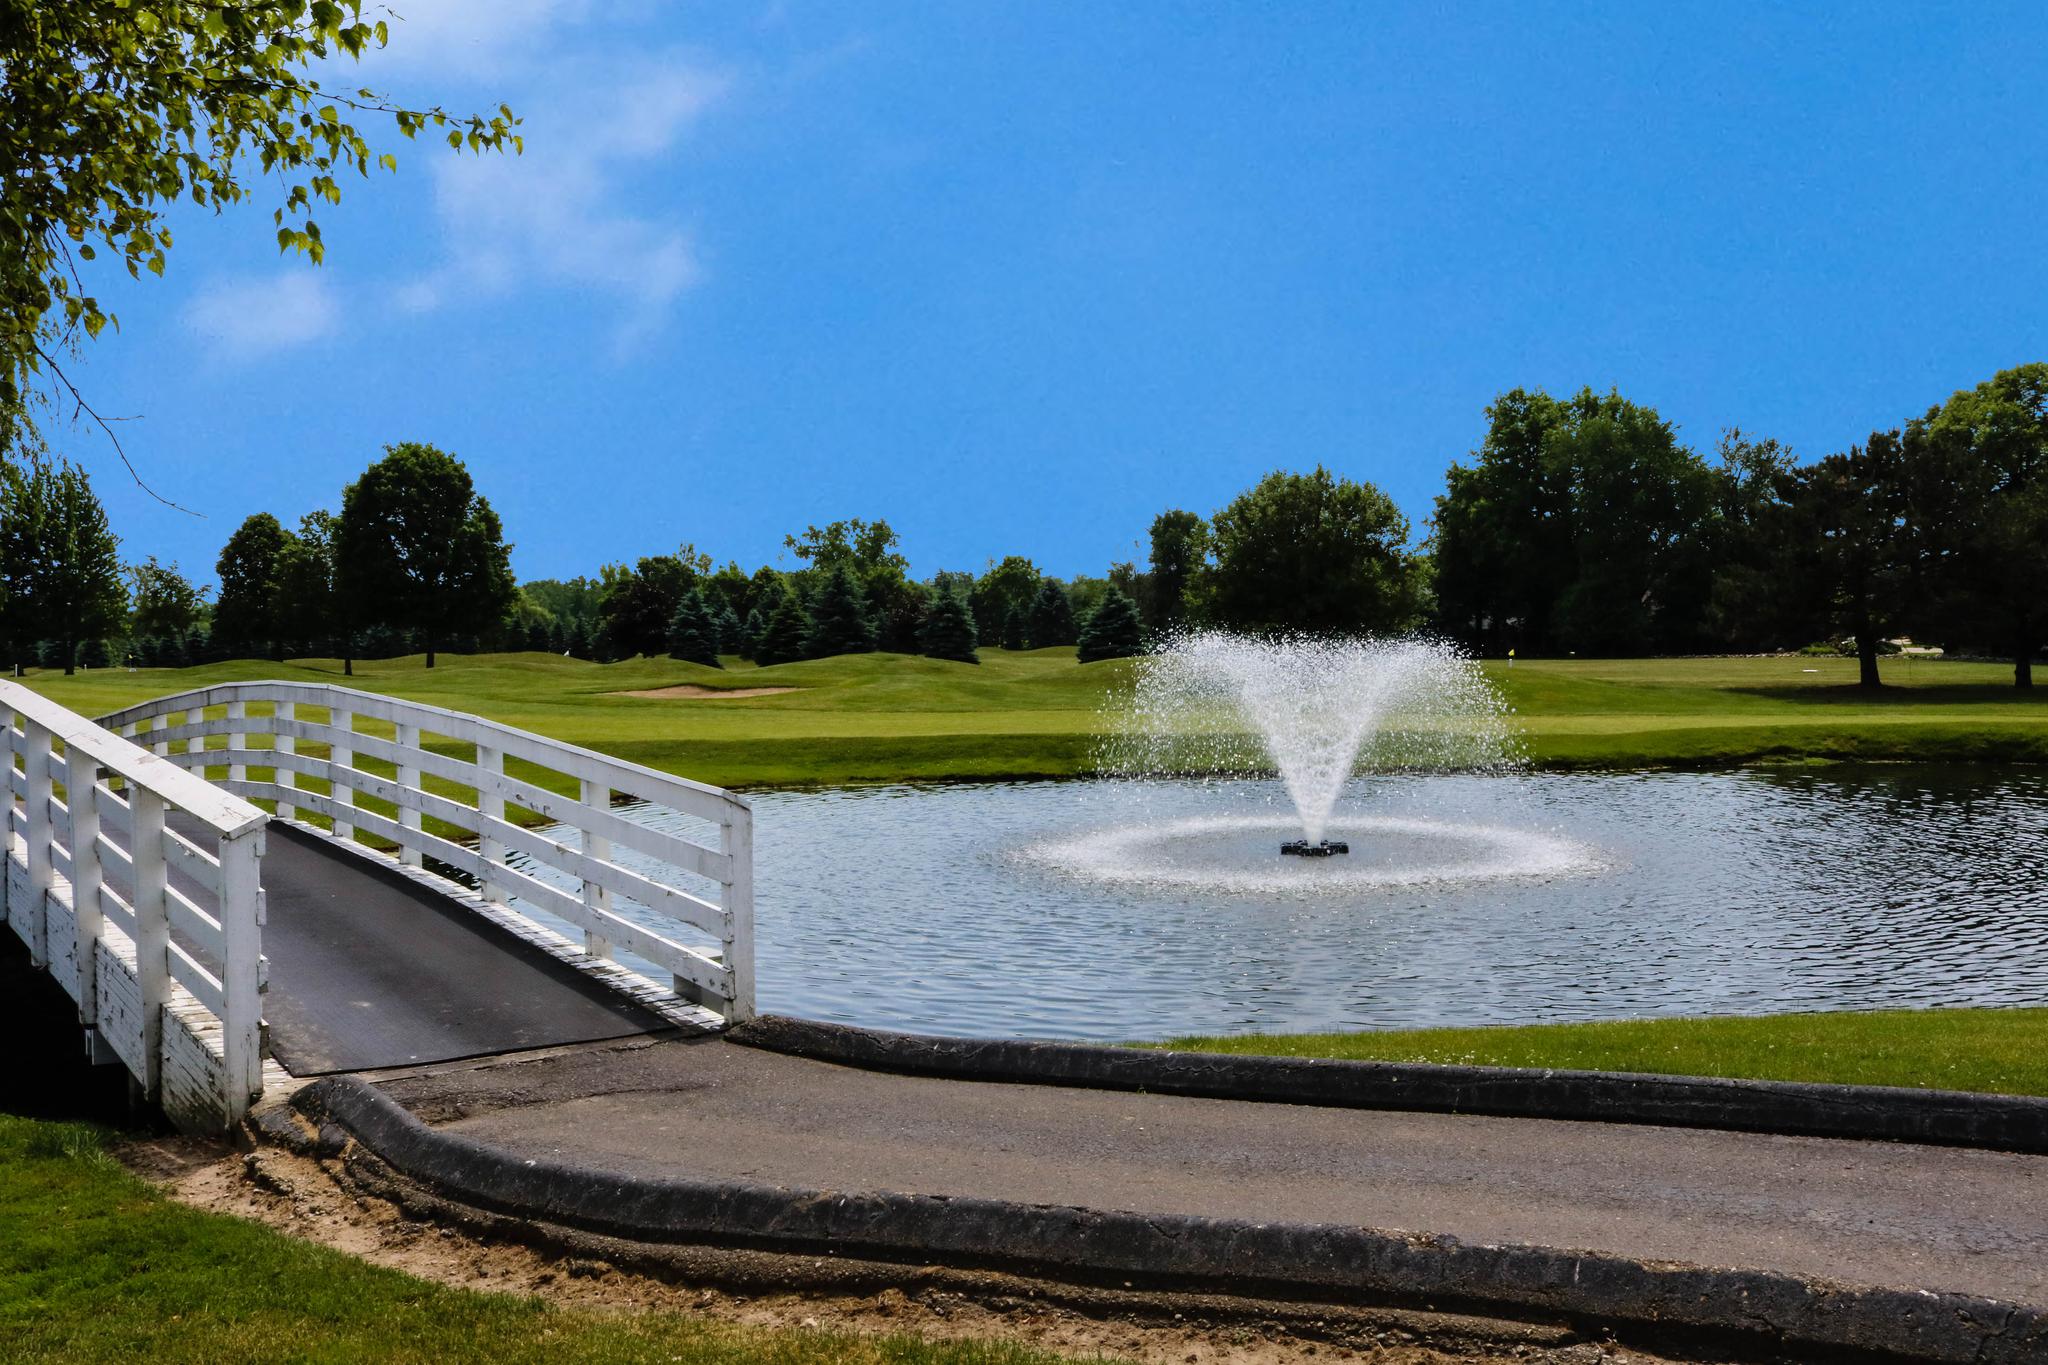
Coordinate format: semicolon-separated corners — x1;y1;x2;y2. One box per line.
227;700;246;785
395;721;422;866
476;744;504;903
0;704;13;927
723;807;755;1022
130;787;169;1097
579;777;614;960
64;746;104;1025
274;701;295;821
329;707;354;842
217;825;265;1118
185;707;204;759
151;713;169;757
23;725;52;967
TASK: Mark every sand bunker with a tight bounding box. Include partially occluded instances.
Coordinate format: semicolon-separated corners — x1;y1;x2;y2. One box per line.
614;684;802;700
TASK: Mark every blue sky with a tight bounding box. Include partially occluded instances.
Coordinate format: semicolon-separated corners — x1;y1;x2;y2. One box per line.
55;0;2048;587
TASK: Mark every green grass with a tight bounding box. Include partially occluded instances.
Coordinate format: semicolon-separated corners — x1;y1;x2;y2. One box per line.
0;1113;1098;1365
1152;1007;2048;1097
14;648;2048;789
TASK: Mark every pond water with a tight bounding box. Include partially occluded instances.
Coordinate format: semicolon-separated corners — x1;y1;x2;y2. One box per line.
507;766;2048;1041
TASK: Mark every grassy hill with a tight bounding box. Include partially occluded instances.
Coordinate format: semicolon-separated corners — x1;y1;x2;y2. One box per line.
14;649;2048;789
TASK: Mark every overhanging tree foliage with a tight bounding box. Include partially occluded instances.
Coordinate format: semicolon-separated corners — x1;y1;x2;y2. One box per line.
335;442;514;668
2;1;518;459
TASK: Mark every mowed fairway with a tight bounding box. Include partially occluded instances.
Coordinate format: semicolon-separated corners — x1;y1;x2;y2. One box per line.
18;649;2048;789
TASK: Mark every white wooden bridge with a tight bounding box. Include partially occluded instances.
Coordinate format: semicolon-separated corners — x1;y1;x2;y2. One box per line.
2;678;753;1132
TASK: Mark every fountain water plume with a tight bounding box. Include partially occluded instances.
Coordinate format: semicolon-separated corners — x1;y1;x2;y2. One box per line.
1108;630;1518;843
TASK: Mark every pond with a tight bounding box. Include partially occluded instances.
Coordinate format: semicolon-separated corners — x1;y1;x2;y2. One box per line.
507;766;2048;1042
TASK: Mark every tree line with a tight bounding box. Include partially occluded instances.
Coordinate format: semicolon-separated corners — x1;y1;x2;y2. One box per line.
3;362;2041;686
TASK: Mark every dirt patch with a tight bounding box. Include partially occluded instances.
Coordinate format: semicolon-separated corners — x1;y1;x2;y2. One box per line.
120;1132;1689;1365
614;684;803;700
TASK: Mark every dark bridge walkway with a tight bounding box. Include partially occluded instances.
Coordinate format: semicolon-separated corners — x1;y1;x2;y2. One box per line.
141;822;665;1075
257;825;663;1073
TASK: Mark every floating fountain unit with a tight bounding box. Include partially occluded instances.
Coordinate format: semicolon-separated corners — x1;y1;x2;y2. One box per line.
1280;838;1349;857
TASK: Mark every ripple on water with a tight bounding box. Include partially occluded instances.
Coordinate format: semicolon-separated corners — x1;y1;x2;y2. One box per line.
1017;813;1601;895
504;768;2048;1041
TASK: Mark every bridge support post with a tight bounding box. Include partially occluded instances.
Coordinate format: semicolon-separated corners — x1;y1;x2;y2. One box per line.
274;702;295;822
217;825;266;1119
0;701;12;929
395;722;423;867
723;809;755;1023
64;746;104;1028
130;788;169;1097
578;778;614;961
330;708;354;842
23;727;52;968
476;745;504;904
227;701;246;785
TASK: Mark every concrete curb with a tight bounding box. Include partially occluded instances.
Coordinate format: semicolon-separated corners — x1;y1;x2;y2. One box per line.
295;1075;2044;1363
728;1015;2048;1155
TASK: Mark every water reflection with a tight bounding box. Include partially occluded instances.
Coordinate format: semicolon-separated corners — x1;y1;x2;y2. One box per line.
506;767;2048;1041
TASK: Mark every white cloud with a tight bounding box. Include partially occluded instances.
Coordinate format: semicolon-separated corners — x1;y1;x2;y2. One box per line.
360;0;591;79
184;272;339;360
396;56;732;353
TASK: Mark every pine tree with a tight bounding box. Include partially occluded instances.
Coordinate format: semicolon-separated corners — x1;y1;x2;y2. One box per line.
1077;585;1145;662
713;602;742;657
1000;606;1026;650
740;605;766;659
665;588;721;667
918;590;980;664
565;620;591;660
803;564;876;659
1026;579;1077;648
752;590;812;667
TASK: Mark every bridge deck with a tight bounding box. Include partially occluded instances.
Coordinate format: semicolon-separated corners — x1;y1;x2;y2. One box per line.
185;823;663;1075
256;825;665;1074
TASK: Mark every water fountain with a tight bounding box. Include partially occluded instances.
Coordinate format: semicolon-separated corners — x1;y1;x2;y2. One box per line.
1116;630;1519;852
1011;629;1572;894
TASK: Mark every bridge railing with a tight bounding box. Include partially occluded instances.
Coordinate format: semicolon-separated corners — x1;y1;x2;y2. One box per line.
2;679;269;1132
96;681;754;1024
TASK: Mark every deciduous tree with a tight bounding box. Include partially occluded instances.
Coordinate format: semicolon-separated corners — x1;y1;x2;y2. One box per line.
13;463;125;674
1906;363;2048;687
336;442;514;668
213;512;296;659
1147;510;1207;629
1206;466;1422;636
127;556;208;643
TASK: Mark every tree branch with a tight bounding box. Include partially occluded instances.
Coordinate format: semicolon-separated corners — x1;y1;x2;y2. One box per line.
32;344;199;516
